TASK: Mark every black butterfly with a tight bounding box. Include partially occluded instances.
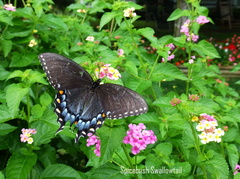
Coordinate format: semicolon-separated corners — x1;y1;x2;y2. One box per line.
38;53;148;142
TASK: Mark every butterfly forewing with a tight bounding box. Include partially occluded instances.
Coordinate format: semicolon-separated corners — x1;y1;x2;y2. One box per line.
38;53;93;90
98;84;148;119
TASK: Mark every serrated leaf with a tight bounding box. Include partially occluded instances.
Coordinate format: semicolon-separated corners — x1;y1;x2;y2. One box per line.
6;153;37;179
124;61;138;76
40;92;52;107
0;105;12;123
132;112;160;124
41;164;82;179
100;12;118;29
41;14;68;31
6;70;24;81
10;52;36;67
226;144;239;170
90;162;123;179
154;143;173;156
6;83;30;117
152;63;187;81
0;65;10;80
137;27;157;43
124;78;152;93
31;120;57;146
98;125;125;164
167;9;190;21
198;40;220;58
205;153;229;179
31;104;45;119
1;39;12;57
0;123;17;136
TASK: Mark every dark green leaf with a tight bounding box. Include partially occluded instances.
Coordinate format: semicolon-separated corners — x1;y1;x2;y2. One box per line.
152;63;187;81
6;153;37;179
1;39;12;57
6;83;30;117
0;123;17;136
167;9;190;21
0;105;12;123
41;164;82;179
98;125;125;164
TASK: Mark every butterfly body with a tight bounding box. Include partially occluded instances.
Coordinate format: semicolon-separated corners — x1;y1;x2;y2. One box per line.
39;53;148;142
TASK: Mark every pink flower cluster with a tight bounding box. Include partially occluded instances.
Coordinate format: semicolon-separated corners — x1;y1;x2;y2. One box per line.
180;16;209;42
20;128;37;144
234;164;240;175
170;98;182;106
189;94;199;101
123;123;157;155
4;4;16;11
86;134;101;157
95;64;121;80
162;43;176;62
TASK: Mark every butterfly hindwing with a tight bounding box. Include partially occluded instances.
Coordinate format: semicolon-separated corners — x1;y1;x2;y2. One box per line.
54;88;106;142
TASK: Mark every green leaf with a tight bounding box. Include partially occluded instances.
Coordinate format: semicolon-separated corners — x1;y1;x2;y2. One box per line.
1;39;12;57
10;52;36;67
124;78;152;93
15;7;34;18
0;11;13;25
124;61;138;77
154;142;173;156
6;83;30;117
41;164;82;179
205;153;229;179
40;92;52;107
132;112;160;124
137;27;157;43
152;63;188;81
0;65;10;80
197;40;220;58
0;105;12;123
3;29;31;39
167;9;190;21
31;120;57;146
90;162;123;179
6;70;24;81
6;153;37;179
226;144;239;170
31;104;46;119
0;123;17;136
41;14;68;31
98;125;125;164
100;11;118;29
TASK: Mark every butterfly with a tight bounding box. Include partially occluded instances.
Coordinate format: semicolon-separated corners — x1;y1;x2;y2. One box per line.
38;53;148;142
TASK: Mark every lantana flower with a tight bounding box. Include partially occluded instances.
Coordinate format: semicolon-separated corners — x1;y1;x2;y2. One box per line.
123;123;157;155
170;98;182;106
77;9;86;13
4;4;16;11
20;128;37;144
196;15;210;25
234;164;240;175
86;36;94;41
195;114;225;144
86;134;101;157
29;39;37;47
95;64;121;80
123;7;137;18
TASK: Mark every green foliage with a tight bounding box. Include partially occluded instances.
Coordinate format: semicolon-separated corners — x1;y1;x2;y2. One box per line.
0;0;239;178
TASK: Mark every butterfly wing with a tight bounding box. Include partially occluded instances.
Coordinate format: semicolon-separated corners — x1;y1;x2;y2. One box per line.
98;84;148;119
38;53;93;90
55;88;106;142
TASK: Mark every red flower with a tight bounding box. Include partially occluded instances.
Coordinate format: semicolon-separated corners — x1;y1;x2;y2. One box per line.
224;43;237;50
